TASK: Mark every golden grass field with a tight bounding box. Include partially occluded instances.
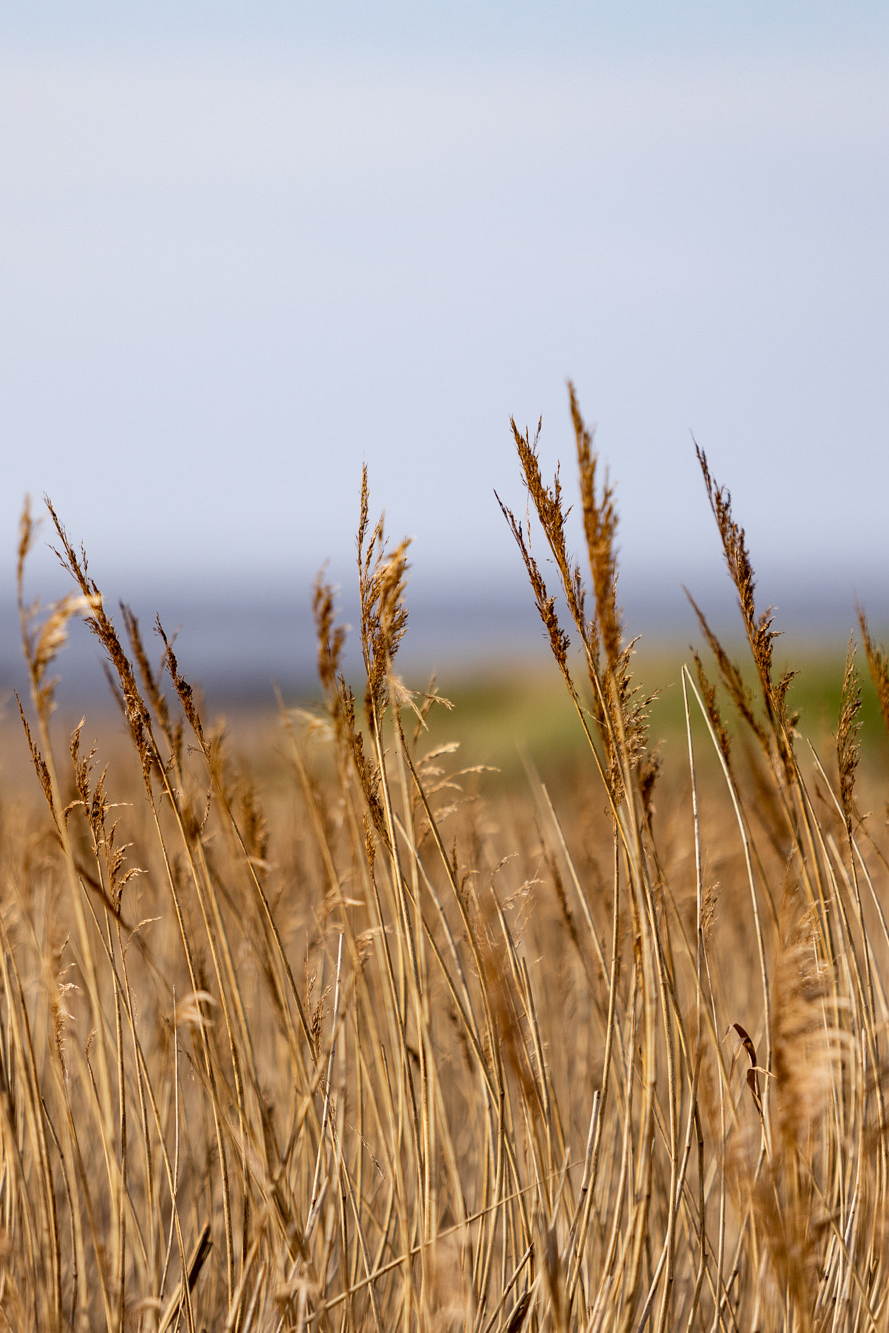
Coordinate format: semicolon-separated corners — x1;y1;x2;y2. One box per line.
3;389;889;1331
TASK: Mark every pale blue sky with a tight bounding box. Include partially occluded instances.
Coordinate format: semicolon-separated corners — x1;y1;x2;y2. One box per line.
3;2;888;640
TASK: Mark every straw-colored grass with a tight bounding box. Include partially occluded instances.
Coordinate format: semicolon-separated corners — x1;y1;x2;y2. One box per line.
3;385;889;1331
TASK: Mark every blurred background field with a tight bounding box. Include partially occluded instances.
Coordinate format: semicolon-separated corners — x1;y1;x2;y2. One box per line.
5;612;888;804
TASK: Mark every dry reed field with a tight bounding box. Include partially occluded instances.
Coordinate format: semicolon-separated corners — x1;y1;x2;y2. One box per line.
4;387;889;1332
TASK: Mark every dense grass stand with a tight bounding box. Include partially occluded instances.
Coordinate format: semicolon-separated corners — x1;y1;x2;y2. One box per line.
4;387;889;1330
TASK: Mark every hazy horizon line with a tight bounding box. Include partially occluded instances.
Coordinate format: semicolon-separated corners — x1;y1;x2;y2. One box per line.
3;565;885;711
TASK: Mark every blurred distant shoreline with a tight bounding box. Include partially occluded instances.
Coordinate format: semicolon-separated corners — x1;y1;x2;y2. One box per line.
3;568;885;713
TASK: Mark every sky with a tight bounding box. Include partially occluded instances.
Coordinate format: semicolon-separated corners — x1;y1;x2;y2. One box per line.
3;1;888;679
